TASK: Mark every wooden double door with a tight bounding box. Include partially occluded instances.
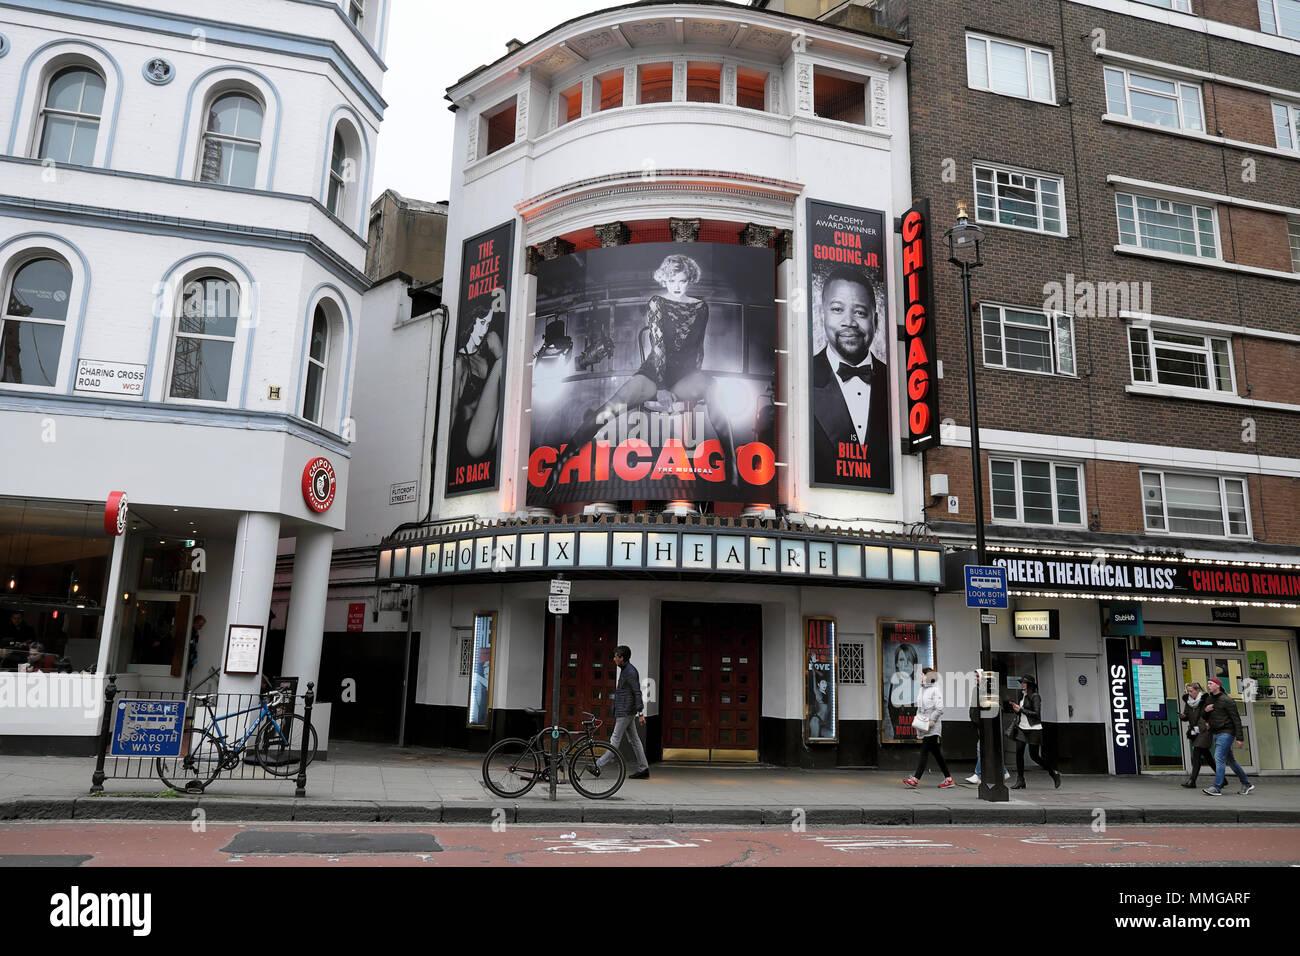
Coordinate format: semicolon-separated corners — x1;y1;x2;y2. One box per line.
661;602;761;762
542;602;620;726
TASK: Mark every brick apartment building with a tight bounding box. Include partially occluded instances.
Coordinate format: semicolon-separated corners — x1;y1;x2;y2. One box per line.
760;0;1300;776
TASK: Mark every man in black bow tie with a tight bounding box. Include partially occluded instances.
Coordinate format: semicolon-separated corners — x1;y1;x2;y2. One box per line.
810;264;891;489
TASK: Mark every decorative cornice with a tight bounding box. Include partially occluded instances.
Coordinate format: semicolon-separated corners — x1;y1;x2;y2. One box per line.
669;217;701;242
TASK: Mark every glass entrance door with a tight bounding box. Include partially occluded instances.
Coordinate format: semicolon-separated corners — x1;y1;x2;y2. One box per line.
1176;652;1257;774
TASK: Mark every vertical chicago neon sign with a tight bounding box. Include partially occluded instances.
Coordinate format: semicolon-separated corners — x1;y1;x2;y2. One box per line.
901;200;938;453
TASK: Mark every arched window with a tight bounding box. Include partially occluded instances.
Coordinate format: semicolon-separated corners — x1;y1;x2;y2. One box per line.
198;92;263;188
302;305;330;424
168;276;238;402
1;257;72;388
327;130;347;217
37;67;105;165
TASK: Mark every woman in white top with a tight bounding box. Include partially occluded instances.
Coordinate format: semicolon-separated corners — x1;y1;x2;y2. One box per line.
905;668;955;789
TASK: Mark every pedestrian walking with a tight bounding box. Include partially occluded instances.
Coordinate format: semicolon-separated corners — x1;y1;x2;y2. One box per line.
597;644;650;780
905;668;954;789
1179;682;1213;788
966;670;1010;785
1201;676;1254;796
1007;676;1061;789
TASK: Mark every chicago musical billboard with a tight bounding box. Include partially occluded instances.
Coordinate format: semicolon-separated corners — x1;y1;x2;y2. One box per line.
527;242;776;506
806;199;892;491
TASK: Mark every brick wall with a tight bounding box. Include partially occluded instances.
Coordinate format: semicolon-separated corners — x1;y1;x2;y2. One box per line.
1223;205;1294;272
1206;82;1277;146
1198;0;1265;30
1238;335;1300;405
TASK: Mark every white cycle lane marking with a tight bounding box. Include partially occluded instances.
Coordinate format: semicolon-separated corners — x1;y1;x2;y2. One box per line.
808;836;974;855
1018;835;1174;851
540;838;700;854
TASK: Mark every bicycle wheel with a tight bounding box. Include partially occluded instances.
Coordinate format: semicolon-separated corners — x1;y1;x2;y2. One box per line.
156;728;224;793
568;740;625;799
254;715;319;777
482;738;541;799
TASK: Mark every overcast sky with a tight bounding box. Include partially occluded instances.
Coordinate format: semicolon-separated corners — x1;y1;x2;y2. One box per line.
371;1;746;203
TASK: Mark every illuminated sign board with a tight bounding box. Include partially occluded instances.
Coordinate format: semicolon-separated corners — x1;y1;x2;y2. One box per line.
900;199;938;453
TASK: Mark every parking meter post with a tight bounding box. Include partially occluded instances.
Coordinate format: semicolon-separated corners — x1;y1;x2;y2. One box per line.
296;682;314;797
90;674;118;794
550;575;564;802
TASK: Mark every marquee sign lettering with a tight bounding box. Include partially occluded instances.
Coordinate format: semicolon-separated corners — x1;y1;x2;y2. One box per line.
900;200;938;453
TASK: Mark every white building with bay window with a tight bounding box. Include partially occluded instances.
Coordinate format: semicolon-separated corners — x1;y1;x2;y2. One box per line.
0;0;389;754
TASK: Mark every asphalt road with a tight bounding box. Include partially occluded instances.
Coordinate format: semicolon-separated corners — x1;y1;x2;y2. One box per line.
2;822;1298;866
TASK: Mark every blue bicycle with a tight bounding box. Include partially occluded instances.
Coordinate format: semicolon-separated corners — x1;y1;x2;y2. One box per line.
155;690;318;792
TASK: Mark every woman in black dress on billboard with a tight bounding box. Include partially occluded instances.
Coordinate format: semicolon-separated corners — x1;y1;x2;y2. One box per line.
542;254;737;495
451;301;504;466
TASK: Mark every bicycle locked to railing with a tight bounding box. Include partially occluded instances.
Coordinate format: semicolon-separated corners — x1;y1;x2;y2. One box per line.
90;675;319;796
481;709;626;799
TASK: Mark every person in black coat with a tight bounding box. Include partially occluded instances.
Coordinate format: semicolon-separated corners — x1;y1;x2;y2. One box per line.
1179;681;1214;788
1007;676;1061;789
809;265;890;489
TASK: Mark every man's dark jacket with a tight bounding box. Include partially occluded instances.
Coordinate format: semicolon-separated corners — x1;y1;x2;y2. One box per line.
810;348;890;489
614;661;644;718
1204;688;1243;740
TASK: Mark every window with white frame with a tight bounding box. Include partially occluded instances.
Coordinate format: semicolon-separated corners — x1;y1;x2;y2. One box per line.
990;458;1084;527
347;0;364;28
973;163;1065;235
1136;0;1192;11
965;33;1055;104
1278;102;1300;151
1;257;72;388
198;91;263;188
302;305;329;424
1104;67;1204;131
1289;218;1300;272
1142;471;1250;538
981;304;1076;375
1259;0;1300;40
37;67;105;166
1128;325;1234;392
1115;192;1218;258
168;276;238;403
327;130;347;217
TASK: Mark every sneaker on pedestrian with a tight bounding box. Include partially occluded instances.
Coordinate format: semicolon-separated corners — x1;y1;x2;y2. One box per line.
1239;783;1255;795
630;769;650;780
938;777;956;789
1004;769;1011;780
966;773;981;784
903;777;919;788
1202;786;1222;795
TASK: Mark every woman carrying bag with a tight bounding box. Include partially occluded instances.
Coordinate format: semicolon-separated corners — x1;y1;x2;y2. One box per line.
1179;682;1213;788
1007;676;1062;789
905;668;956;789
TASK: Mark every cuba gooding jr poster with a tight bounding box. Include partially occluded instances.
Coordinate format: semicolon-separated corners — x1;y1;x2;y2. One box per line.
806;199;892;491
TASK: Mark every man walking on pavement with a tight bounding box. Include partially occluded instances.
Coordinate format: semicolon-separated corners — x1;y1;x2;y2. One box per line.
598;644;650;780
1201;676;1254;796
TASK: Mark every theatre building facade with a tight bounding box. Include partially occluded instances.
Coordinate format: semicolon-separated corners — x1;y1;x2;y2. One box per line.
373;2;948;768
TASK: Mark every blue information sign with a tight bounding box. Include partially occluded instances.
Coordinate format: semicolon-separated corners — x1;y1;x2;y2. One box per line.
110;699;187;757
964;565;1008;609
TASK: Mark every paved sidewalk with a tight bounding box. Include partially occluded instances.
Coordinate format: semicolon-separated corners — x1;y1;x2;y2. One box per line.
1;742;1295;825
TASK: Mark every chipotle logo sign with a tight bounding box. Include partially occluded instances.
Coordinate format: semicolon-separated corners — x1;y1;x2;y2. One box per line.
302;458;336;513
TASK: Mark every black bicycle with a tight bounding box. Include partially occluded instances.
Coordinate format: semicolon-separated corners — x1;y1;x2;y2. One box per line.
481;710;625;799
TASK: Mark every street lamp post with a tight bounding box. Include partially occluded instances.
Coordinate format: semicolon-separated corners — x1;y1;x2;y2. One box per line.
944;200;1008;803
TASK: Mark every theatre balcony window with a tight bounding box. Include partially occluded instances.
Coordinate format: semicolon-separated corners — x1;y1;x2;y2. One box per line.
597;69;623;111
965;33;1055;104
991;458;1084;527
813;66;866;124
1276;102;1300;152
1259;0;1300;40
1104;67;1204;132
981;303;1075;376
1115;192;1218;259
36;66;105;166
558;82;582;126
1141;470;1250;539
197;90;264;188
687;62;722;103
1128;325;1234;394
1;256;72;389
974;162;1065;236
167;275;238;403
639;62;673;104
737;68;768;111
483;96;517;156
